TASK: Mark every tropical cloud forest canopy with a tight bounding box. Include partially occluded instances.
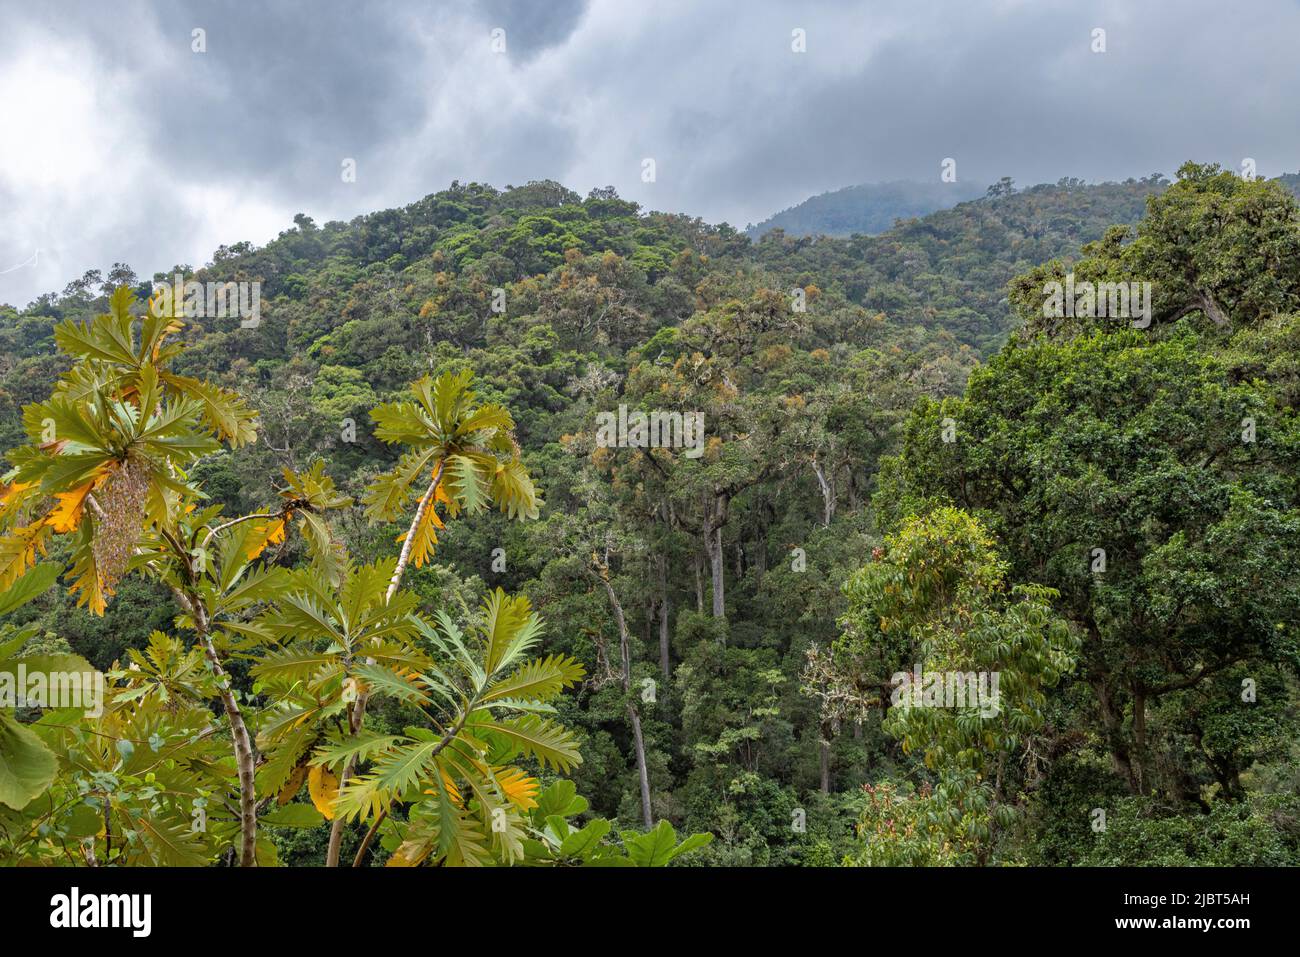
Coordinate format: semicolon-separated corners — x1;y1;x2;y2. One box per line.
0;0;1296;937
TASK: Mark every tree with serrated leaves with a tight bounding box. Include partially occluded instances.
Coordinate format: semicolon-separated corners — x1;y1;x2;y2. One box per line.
0;288;351;865
323;368;542;864
1;287;361;863
0;289;716;870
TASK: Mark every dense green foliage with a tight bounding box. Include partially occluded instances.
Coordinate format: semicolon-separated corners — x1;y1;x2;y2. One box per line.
2;165;1298;866
746;179;986;239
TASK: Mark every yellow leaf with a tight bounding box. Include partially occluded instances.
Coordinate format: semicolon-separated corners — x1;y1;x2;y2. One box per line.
0;522;51;592
246;517;286;560
46;479;98;533
496;767;539;811
308;765;339;820
422;770;463;807
278;764;308;806
397;496;445;569
386;838;433;867
0;481;36;523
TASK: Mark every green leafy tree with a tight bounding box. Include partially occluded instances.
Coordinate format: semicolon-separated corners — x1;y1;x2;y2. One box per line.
877;329;1300;798
820;508;1079;864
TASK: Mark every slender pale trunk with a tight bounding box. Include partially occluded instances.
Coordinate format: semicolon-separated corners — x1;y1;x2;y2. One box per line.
327;461;445;867
706;489;729;620
811;457;835;527
707;527;725;619
180;588;258;866
597;572;653;829
628;705;653;829
1131;688;1148;794
657;556;671;678
383;461;447;605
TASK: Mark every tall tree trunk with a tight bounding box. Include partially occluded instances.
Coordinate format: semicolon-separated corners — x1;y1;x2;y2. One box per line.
179;589;257;866
818;737;830;794
811;457;835;527
657;556;671;678
1131;687;1148;794
694;553;705;613
707;526;725;619
328;462;445;866
1095;676;1138;793
705;489;730;620
628;703;653;829
596;570;653;829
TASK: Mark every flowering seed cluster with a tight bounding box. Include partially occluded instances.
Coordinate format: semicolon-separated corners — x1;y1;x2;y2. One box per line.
93;456;150;590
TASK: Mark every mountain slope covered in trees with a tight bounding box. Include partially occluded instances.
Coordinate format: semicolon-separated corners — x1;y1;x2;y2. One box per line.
746;179;986;239
2;165;1298;866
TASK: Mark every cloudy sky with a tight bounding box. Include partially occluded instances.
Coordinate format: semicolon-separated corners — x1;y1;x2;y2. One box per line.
1;0;1297;308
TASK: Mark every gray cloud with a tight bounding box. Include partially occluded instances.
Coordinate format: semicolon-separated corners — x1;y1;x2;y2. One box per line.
1;0;1297;308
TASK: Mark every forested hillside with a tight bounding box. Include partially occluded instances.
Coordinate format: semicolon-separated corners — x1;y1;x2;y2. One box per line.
2;165;1297;866
746;179;986;239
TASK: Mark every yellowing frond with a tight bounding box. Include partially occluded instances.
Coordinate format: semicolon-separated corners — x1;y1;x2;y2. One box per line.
45;468;108;533
495;767;539;811
396;496;445;569
424;770;463;807
308;765;339;821
67;536;109;616
0;481;37;524
277;764;309;806
0;522;52;592
246;517;287;560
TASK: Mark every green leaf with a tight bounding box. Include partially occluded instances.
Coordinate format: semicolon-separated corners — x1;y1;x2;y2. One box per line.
134;812;211;866
483;654;585;704
490;458;540;521
619;820;713;866
559;818;611;859
470;713;581;773
0;562;61;617
311;730;406;772
64;802;104;839
262;803;326;828
445;454;488;516
532;779;588;819
0;712;58;809
621;820;679;867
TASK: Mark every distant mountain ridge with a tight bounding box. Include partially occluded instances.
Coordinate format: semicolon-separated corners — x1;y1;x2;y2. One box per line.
751;172;1300;241
746;179;987;239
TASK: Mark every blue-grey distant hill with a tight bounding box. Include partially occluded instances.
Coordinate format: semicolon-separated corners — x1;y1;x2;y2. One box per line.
747;180;987;239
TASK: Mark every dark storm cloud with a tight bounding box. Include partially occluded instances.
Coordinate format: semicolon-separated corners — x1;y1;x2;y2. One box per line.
475;0;590;59
1;0;1298;309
